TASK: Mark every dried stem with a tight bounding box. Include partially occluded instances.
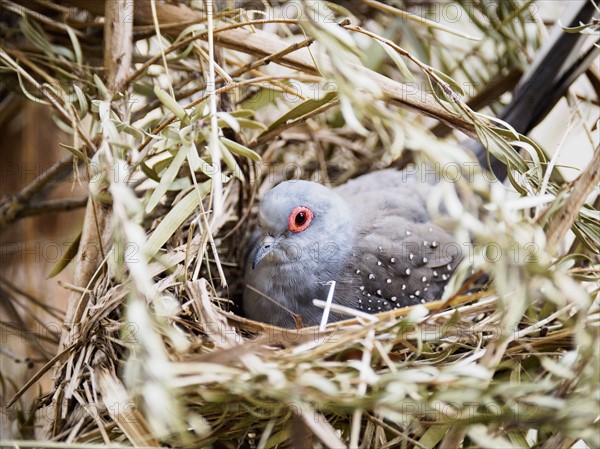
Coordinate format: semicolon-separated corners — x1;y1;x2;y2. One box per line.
46;0;134;439
546;147;600;249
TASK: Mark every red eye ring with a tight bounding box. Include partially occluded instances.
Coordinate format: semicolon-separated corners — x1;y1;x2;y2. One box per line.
288;206;314;233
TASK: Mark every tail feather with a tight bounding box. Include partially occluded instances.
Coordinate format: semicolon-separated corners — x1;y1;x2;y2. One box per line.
470;1;598;179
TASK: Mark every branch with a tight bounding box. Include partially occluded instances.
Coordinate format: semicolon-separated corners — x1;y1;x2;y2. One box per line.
59;0;133;346
62;0;478;139
546;148;600;250
431;69;523;137
47;0;133;439
104;0;134;92
15;197;87;218
0;154;73;232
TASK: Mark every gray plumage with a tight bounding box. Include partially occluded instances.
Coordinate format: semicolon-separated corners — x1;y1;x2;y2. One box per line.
243;169;461;328
242;0;597;328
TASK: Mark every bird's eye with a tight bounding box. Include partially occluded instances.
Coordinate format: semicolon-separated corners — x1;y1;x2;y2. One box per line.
288;206;314;233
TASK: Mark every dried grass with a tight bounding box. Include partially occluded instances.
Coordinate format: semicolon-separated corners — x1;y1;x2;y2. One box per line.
1;1;598;448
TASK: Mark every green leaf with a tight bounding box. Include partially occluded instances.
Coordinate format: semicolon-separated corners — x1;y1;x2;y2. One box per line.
72;84;88;118
505;164;527;195
65;24;83;65
140;161;161;183
418;425;449;448
507;430;531;448
375;40;415;82
116;122;144;140
153;155;175;176
221;117;267;130
144;181;211;260
474;124;528;172
264;427;291;449
13;71;50;105
59;143;85;159
240;87;282;111
47;232;81;279
423;71;455;114
219;141;244;181
186;141;204;171
133;82;156;97
93;74;110;101
220;137;261;161
229;109;257;118
260;89;339;137
175;23;208;42
146;143;190;213
20;18;53;57
154;85;188;122
51;114;75;135
432;68;465;97
573;220;600;253
187;140;229;181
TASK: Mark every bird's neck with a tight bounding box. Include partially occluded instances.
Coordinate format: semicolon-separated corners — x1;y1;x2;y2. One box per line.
273;221;357;306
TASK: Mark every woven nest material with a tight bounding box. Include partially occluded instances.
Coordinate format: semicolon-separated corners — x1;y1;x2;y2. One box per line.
45;270;593;449
1;1;599;448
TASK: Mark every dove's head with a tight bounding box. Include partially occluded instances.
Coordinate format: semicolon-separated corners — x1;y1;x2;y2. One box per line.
251;180;355;270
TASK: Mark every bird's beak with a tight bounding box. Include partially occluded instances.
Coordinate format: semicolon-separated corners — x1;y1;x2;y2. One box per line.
252;234;281;269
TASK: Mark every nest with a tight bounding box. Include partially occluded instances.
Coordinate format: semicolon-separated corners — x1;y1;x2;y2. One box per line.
1;1;599;448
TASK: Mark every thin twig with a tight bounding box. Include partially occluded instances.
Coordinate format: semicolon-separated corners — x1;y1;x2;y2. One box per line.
0;50;95;151
361;0;481;41
132;36;316;122
6;343;79;408
15;197;88;218
206;0;223;218
125;18;301;86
